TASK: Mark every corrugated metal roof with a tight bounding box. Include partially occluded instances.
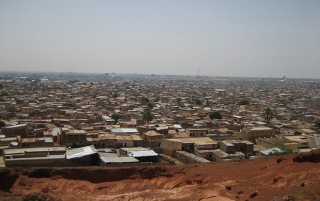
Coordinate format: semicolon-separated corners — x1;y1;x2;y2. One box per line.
111;128;138;133
127;150;158;158
260;148;283;156
5;147;66;155
99;153;139;163
66;145;97;159
5;155;65;161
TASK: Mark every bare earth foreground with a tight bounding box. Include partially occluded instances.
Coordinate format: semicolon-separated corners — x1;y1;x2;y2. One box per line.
1;150;320;201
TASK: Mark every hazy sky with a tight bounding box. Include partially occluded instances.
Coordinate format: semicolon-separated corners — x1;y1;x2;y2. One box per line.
1;0;320;78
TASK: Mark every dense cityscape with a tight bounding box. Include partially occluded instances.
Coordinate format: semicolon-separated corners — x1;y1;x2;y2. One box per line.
1;0;320;200
0;71;319;167
0;72;320;200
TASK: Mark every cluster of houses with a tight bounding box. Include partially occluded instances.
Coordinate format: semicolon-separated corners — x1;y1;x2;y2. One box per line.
0;73;319;167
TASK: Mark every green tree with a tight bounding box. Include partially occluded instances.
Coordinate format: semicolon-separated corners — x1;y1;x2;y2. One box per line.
142;97;149;103
30;110;41;116
64;103;75;107
111;113;120;124
178;102;185;108
294;131;302;135
195;99;202;105
263;107;273;125
142;107;154;124
209;112;222;120
0;83;3;89
147;103;154;109
112;92;118;98
176;97;182;104
0;120;6;128
315;121;320;128
238;99;249;105
1;91;8;96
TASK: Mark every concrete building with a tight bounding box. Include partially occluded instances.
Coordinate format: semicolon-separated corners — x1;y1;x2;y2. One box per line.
4;146;66;167
186;128;208;137
161;137;218;156
237;127;275;143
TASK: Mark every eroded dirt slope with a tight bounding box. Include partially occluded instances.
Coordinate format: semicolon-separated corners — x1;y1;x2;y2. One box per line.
1;150;320;201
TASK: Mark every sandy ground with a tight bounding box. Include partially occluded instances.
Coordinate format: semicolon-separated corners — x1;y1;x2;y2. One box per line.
0;150;320;201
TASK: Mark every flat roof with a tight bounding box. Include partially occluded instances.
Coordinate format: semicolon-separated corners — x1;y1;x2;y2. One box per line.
5;155;65;162
176;151;211;163
121;147;149;151
165;137;217;145
5;147;66;155
260;148;283;156
5;124;27;129
127;150;158;158
212;149;229;158
284;136;308;143
116;134;142;141
111;128;138;133
98;153;139;163
250;127;273;131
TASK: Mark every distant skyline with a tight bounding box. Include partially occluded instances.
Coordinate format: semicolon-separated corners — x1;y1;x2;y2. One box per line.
1;0;320;79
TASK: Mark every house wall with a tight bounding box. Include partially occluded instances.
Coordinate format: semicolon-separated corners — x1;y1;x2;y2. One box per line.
2;126;27;137
308;136;320;148
195;144;218;150
186;129;207;137
161;139;182;156
219;141;235;153
249;129;275;142
116;140;134;148
174;151;204;164
5;158;66;167
67;153;98;166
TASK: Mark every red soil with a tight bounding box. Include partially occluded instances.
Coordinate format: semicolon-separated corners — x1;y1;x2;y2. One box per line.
1;150;320;201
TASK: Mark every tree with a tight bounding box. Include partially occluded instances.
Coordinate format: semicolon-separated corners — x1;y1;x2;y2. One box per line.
111;113;120;124
0;120;6;128
209;112;222;120
142;107;154;124
178;102;185;108
263;107;273;125
195;99;202;105
238;99;249;105
112;92;118;98
294;131;302;135
30;110;41;116
142;97;149;103
64;103;75;107
1;91;8;96
147;103;154;109
315;121;320;128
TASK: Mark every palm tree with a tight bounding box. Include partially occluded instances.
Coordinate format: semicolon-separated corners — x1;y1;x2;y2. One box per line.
142;107;154;127
111;113;120;124
263;107;273;126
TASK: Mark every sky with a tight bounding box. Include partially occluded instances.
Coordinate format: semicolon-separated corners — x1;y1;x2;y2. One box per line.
0;0;320;79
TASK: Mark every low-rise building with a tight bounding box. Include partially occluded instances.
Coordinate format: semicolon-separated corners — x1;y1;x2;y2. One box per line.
4;146;66;167
162;137;218;156
237;127;275;143
186;128;208;137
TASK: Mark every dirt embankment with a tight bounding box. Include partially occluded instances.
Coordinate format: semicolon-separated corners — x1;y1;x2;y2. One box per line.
1;150;320;201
